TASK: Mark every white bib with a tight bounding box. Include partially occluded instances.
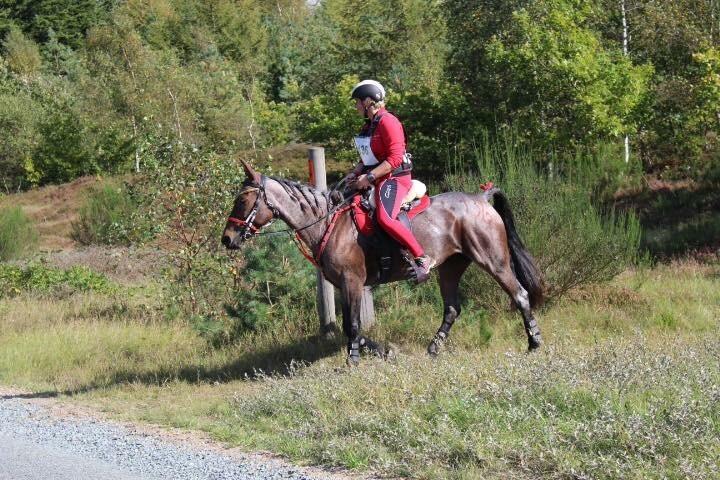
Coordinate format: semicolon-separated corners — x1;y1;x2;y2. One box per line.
353;136;380;166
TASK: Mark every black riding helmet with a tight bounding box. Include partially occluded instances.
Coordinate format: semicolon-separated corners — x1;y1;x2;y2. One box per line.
350;80;386;102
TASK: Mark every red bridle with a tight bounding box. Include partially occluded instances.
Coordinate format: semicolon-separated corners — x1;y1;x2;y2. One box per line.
227;215;259;234
226;182;279;241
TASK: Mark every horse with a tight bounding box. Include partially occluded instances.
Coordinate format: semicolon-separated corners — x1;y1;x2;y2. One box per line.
222;160;544;366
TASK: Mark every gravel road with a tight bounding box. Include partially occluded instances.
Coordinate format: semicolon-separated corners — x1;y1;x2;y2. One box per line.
0;392;352;480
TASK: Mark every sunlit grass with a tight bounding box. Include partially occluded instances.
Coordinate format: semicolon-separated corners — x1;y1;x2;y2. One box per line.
0;258;718;478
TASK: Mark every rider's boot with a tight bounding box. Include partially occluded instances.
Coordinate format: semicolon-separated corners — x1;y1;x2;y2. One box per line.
413;254;434;284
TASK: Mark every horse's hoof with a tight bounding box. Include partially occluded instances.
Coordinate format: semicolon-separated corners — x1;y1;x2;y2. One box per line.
427;332;447;357
528;334;543;352
320;323;338;340
346;355;360;367
384;343;398;362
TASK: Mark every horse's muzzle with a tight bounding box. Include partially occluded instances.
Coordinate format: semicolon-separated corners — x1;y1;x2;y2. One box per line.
221;234;240;250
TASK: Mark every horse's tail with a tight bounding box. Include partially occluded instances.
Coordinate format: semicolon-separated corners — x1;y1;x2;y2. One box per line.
484;187;546;308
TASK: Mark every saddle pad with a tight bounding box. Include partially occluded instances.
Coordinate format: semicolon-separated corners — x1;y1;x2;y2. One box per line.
350;194;431;237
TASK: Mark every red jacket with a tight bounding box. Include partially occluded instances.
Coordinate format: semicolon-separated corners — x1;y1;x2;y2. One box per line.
361;108;406;171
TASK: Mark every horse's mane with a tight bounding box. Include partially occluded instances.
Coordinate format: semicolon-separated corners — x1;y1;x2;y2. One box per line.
269;176;336;217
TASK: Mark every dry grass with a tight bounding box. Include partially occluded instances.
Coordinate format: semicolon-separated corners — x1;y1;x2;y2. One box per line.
0;258;717;479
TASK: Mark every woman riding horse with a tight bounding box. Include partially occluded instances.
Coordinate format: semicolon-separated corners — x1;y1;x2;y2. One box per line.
347;80;432;283
222;163;545;366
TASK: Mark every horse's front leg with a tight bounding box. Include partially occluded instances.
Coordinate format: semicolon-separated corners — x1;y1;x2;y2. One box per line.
341;275;365;367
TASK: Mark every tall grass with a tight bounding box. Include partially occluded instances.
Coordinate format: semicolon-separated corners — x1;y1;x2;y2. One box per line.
0;205;37;260
445;133;642;303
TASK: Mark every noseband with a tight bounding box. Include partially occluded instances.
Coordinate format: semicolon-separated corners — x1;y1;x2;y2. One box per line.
227;176;279;240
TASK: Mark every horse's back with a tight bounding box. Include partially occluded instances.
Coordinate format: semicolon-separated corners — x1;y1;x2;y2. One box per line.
414;191;505;263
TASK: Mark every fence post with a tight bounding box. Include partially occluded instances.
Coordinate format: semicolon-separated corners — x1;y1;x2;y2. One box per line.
308;147;337;335
360;286;375;329
308;147;375;333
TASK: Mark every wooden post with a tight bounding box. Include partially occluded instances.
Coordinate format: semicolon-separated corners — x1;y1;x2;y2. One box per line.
308;147;337;334
360;286;375;329
308;147;375;333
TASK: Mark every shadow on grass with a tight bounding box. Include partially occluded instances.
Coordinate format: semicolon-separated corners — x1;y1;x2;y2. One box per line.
1;328;345;400
615;180;720;258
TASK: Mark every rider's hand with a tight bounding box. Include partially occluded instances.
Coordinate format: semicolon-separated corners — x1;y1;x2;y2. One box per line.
355;174;371;190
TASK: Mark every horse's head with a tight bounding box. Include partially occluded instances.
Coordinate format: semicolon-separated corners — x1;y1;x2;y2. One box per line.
221;160;278;249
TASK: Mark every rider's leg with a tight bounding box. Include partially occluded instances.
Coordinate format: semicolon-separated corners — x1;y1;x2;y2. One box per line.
375;176;432;283
375;176;424;257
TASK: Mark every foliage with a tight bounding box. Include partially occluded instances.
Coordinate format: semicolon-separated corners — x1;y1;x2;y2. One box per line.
71;181;137;246
225;232;316;339
0;0;112;49
0;77;40;190
0;263;115;297
0;0;717;190
592;0;720;167
130;146;244;326
693;47;720;144
0;205;37;260
446;0;652;150
2;25;41;78
295;74;362;161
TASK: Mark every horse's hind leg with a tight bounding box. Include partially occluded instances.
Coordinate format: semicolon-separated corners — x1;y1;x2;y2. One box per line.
465;244;542;351
490;264;542;351
428;254;471;356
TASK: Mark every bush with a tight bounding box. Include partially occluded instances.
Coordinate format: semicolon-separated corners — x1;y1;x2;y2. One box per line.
444;132;641;304
0;206;37;260
228;232;317;336
0;263;115;297
71;181;136;245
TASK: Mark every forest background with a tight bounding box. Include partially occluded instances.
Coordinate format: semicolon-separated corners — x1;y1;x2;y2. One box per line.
0;0;718;189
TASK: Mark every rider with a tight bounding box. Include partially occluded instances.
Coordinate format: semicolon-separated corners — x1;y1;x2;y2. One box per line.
347;79;432;283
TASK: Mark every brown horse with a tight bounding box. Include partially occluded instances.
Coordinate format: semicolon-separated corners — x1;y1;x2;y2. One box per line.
222;161;544;365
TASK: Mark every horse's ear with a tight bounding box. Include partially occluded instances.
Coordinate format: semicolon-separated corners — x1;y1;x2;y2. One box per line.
240;159;261;184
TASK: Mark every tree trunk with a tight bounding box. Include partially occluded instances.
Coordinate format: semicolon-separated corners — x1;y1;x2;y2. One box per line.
621;0;631;163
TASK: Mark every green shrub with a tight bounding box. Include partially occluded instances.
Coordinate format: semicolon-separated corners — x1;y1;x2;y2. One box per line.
0;206;37;260
0;263;115;297
444;132;641;304
71;182;135;245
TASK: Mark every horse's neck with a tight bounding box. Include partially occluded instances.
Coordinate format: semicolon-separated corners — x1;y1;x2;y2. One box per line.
265;178;330;247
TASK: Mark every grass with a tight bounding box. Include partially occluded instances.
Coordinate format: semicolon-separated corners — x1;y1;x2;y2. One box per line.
0;206;37;260
0;258;718;478
71;180;136;246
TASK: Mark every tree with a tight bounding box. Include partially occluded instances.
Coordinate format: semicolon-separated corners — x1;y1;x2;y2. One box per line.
446;0;652;151
592;0;719;165
2;26;41;78
0;0;111;48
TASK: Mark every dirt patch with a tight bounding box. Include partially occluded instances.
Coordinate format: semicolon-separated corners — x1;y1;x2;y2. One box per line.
0;176;100;251
32;246;168;284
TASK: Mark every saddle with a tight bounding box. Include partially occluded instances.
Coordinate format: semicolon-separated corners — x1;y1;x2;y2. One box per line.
349;180;432;283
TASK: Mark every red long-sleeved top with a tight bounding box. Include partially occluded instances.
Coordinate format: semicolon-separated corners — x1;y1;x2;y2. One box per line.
360;108;406;170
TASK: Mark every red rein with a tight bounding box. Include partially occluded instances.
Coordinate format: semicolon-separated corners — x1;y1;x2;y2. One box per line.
292;205;353;267
228;206;352;268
